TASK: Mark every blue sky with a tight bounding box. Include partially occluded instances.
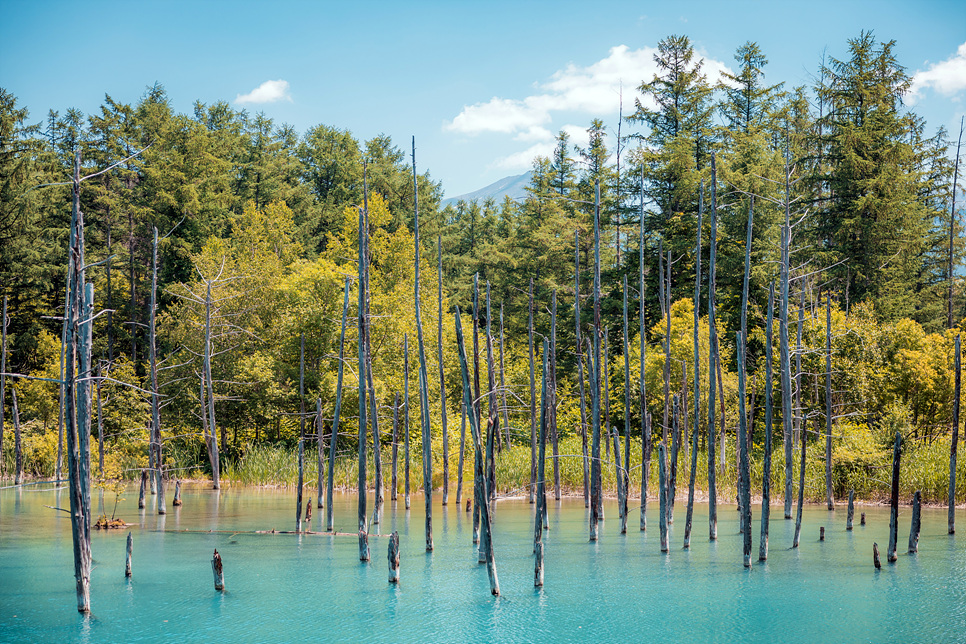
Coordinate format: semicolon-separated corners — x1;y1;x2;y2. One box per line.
2;0;964;197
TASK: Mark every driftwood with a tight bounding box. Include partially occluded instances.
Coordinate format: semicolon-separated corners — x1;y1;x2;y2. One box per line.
212;549;224;591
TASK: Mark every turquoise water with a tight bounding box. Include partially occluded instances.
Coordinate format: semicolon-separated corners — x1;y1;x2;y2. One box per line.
1;484;964;643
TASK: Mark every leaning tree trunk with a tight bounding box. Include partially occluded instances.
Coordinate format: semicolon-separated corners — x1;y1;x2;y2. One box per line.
327;278;350;531
793;419;807;548
484;282;498;505
454;307;500;595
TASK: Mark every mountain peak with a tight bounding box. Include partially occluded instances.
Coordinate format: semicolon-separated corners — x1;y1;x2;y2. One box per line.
442;171;532;208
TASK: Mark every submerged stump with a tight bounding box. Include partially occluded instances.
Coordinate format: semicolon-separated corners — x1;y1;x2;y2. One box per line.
125;532;133;578
173;480;182;506
212;549;224;591
908;490;922;553
388;531;400;583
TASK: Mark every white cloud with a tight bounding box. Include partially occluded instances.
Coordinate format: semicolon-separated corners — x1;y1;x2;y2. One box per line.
491;142;556;171
235;79;292;104
911;42;966;98
445;44;732;137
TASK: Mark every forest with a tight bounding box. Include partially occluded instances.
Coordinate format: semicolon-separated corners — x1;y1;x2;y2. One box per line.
1;31;964;506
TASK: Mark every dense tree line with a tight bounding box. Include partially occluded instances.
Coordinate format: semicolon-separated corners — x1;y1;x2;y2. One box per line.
0;31;963;490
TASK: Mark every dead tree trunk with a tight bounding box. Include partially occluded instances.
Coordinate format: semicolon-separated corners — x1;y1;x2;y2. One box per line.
413;140;432;550
737;332;752;568
590;180;603;541
0;295;6;475
391;393;399;501
534;340;549;586
357;199;370;562
212;549;224;591
327;278;350;531
684;186;702;549
950;334;960;534
13;388;22;485
576;232;590;509
781;157;794;519
438;237;449;505
454;306;500;595
847;489;854;530
760;283;775;561
550;292;561;501
888;431;901;562
793;420;806;548
388;531;400;583
456;399;466;505
528;276;537;504
316;398;324;509
149;227;165;513
404;334;411;511
639;197;650;532
297;333;305;532
708;156;719;540
825;295;834;510
138;470;146;508
125;532;133;577
659;441;669;553
909;490;921;553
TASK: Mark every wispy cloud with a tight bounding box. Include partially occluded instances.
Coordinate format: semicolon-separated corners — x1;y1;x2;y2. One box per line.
235;79;292;104
450;44;732;172
445;44;732;138
910;42;966;99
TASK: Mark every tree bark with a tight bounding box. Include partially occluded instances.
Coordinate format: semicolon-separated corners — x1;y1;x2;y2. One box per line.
327;279;350;531
388;531;400;583
212;549;224;591
760;283;775;561
454;307;500;595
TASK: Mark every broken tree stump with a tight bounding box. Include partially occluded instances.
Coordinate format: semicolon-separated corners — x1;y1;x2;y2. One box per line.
138;470;147;509
212;549;224;591
820;526;825;541
873;542;881;569
173;480;182;506
908;490;921;553
861;512;866;526
846;489;854;530
125;532;133;577
388;531;400;583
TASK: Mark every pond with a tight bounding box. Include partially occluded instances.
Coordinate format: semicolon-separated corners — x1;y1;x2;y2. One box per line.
1;484;964;642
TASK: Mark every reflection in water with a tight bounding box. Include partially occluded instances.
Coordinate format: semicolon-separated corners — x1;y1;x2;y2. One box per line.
1;486;963;644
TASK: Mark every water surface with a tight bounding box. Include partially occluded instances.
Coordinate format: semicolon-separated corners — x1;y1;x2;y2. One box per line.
1;485;964;642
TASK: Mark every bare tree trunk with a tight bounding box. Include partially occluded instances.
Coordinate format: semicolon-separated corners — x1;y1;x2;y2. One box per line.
297;334;305;532
403;335;411;511
575;232;590;508
550;291;560;500
456;400;466;505
484;283;497;505
825;295;834;510
622;275;631;524
781;158;794;519
454;307;500;595
388;532;400;583
0;295;5;475
203;277;220;490
659;441;669;553
438;237;449;505
950;334;960;534
65;151;92;612
847;489;854;530
909;490;922;553
534;340;549;586
391;394;399;501
412;140;432;550
793;420;807;548
888;431;901;562
499;303;510;454
639;195;650;532
737;332;752;568
708;155;719;540
685;184;702;549
13;388;22;485
125;532;133;577
759;283;775;561
327;279;350;531
316;398;324;509
149;228;165;513
357;197;370;562
948;117;963;329
528;277;537;504
590;180;603;541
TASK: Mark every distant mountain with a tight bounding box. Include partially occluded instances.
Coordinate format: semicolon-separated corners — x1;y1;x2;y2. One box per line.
442;171;532;208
